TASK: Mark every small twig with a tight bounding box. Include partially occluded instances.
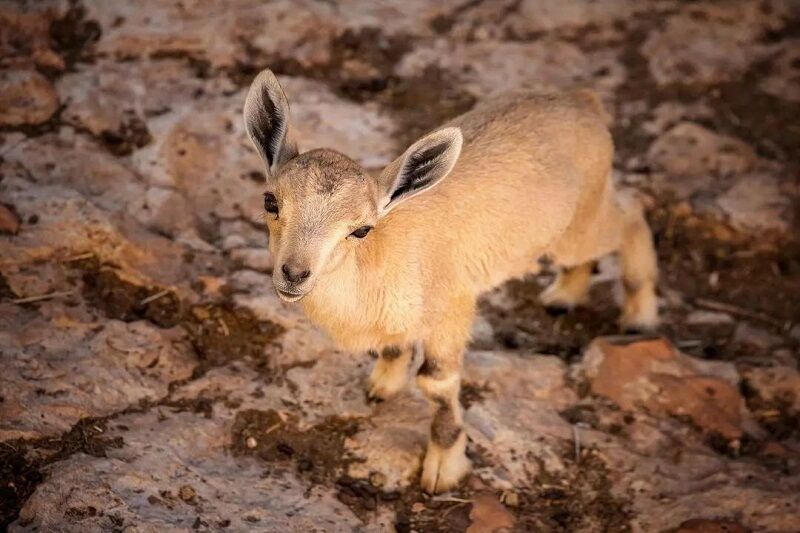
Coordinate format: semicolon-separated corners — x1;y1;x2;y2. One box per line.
572;424;581;463
218;317;230;336
676;339;703;349
61;251;95;263
431;496;472;504
442;501;469;518
11;290;74;304
264;422;282;435
693;297;784;329
140;289;170;306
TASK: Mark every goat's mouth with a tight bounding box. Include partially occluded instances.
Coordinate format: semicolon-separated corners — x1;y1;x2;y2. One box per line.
276;287;308;303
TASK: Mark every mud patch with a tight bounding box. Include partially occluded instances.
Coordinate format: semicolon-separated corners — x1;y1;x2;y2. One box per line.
0;418;123;529
48;3;101;69
78;258;181;328
184;304;284;373
477;273;620;362
98;112;152;156
515;450;632;532
741;379;800;441
230;409;359;484
0;272;17;300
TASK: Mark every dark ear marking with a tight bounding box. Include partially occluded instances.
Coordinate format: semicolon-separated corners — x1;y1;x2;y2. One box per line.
390;141;450;202
243;69;298;172
380;127;463;213
250;85;285;169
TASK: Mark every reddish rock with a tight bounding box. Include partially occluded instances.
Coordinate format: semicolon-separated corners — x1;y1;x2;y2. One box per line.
0;204;21;235
582;337;745;439
0;69;59;126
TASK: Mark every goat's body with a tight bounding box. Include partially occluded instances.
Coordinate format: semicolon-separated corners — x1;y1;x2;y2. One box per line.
245;71;658;492
302;91;637;351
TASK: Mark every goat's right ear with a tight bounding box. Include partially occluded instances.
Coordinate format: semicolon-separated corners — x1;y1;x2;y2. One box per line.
243;69;298;174
377;127;463;215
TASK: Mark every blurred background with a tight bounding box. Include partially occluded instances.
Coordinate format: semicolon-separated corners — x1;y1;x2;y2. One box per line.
1;1;798;531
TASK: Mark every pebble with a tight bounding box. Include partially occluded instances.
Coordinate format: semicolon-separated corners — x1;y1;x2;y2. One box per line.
246;436;257;449
369;471;386;488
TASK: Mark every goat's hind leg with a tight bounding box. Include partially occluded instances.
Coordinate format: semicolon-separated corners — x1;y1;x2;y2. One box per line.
539;261;594;313
617;193;659;331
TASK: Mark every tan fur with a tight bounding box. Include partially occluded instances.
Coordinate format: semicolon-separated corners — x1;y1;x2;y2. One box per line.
243;70;659;493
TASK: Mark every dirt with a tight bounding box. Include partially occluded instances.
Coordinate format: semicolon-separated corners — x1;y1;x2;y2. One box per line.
76;256;285;373
230;409;360;485
516;450;632;532
48;3;101;70
78;257;182;328
0;418;123;530
97;112;152;156
183;304;284;373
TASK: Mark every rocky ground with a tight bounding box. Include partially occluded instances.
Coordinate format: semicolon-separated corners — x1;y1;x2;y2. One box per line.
1;1;799;531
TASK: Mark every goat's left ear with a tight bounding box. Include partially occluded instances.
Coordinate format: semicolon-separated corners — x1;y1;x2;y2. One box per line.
378;127;463;215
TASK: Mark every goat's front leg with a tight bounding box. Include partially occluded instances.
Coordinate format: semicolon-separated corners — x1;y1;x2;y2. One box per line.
367;345;413;401
416;301;473;493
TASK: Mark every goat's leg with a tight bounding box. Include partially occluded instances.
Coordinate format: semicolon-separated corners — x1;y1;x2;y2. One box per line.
368;345;413;400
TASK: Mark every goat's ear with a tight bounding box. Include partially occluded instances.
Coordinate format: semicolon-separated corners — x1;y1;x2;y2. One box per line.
378;127;463;215
243;69;298;173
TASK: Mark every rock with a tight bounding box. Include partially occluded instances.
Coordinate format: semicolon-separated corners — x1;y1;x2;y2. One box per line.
759;39;800;102
13;409;365;532
0;69;59;126
0;310;195;441
466;493;515;533
667;518;750;533
397;39;616;100
83;0;338;69
230;247;273;273
0;204;21;235
641;3;788;85
717;174;791;232
0;179;190;287
280;77;399;168
0;4;65;71
732;322;783;350
582;337;747;439
345;393;428;491
685;310;734;327
741;365;800;412
648;123;756;191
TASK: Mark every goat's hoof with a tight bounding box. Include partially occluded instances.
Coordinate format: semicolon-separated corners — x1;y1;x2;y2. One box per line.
367;361;408;402
420;433;470;494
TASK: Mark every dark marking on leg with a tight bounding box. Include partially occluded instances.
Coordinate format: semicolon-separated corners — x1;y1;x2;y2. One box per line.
381;345;402;360
622;278;640;294
537;254;554;270
431;397;462;448
418;357;444;379
367;349;379;359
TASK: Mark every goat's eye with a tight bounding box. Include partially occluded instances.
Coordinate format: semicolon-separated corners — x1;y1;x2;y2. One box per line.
263;192;278;215
350;225;373;239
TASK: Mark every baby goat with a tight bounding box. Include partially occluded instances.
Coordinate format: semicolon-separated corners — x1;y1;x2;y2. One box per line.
243;69;658;493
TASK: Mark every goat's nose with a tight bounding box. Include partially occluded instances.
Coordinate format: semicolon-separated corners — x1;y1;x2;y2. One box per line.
282;263;311;284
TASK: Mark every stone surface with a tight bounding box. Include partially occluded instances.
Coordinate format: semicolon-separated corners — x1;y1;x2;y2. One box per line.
2;1;799;531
